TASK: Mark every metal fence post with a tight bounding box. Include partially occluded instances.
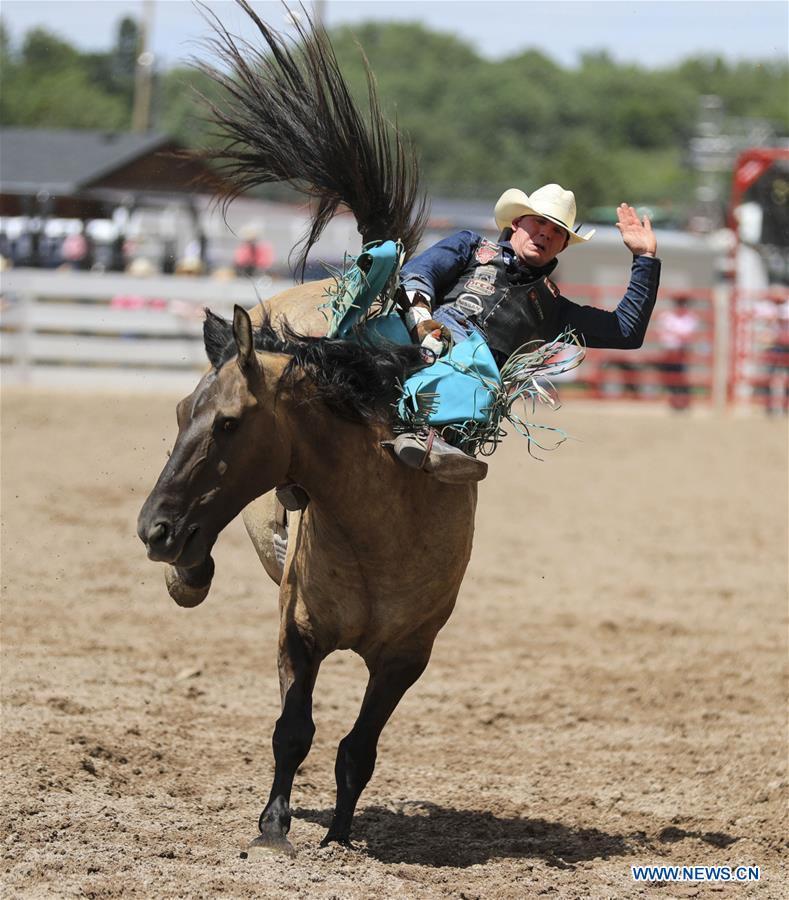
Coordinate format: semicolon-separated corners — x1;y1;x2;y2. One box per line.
711;284;730;411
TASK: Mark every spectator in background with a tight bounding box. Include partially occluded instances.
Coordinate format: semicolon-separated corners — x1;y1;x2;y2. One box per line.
255;238;274;272
161;238;177;275
176;238;206;276
109;232;127;272
13;226;37;267
754;294;789;415
0;231;11;270
655;294;700;410
61;225;90;271
233;225;274;277
233;238;256;276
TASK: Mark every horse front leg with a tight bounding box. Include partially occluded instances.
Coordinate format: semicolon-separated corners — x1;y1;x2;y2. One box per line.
250;621;322;856
321;650;431;847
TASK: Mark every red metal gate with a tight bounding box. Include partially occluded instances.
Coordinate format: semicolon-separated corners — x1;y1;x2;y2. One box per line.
552;284;717;408
729;287;789;413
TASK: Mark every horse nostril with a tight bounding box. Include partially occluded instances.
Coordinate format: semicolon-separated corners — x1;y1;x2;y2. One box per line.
148;521;169;547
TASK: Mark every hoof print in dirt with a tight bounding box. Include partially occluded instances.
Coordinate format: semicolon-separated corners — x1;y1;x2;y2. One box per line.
247;834;297;858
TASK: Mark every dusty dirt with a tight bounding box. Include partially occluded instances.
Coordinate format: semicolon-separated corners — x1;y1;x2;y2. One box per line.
1;390;786;899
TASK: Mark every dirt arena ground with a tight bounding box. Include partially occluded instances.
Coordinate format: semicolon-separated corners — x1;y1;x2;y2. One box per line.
1;390;786;899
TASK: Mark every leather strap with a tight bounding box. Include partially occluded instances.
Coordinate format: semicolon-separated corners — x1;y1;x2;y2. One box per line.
274;498;287;530
419;428;436;469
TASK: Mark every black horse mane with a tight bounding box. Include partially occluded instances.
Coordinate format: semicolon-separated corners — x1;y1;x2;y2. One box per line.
203;309;424;425
193;0;428;279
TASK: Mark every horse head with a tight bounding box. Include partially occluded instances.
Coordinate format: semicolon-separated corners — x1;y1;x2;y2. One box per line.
137;306;290;606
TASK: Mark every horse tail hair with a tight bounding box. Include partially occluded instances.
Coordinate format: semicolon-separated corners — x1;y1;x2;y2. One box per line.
195;0;428;278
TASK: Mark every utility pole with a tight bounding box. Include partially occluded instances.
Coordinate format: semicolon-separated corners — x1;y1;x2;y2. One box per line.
131;0;156;133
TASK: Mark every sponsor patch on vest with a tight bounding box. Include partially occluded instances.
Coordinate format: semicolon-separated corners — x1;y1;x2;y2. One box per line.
474;240;500;265
465;278;495;296
464;264;497;296
455;293;484;315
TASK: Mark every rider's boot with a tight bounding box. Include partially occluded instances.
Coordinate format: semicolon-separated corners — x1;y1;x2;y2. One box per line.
383;429;488;484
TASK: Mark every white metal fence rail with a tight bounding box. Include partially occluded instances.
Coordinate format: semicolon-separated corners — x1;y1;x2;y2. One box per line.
0;269;295;392
1;269;786;410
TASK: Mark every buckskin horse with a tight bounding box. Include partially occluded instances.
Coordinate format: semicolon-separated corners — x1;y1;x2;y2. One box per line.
137;2;477;853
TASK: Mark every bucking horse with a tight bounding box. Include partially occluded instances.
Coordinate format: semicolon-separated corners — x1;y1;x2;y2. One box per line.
137;1;476;853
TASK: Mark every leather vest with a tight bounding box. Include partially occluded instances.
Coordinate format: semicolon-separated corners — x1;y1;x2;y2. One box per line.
442;239;562;361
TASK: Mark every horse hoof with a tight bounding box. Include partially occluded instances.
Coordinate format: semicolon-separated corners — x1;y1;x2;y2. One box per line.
319;833;353;849
164;559;213;608
247;833;296;858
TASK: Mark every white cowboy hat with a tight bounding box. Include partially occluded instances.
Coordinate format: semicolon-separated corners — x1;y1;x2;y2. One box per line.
494;183;595;244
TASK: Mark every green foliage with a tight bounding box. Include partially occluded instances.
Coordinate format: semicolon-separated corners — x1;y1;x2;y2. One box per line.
113;17;139;86
80;18;140;106
20;27;81;73
678;56;789;127
0;19;10;58
324;22;786;211
0;16;786;217
0;21;132;129
1;61;129;130
156;67;228;150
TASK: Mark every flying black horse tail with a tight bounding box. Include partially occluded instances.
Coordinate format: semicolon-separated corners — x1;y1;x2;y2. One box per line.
195;0;428;278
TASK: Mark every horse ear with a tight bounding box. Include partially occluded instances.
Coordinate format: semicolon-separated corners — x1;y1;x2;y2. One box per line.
203;308;233;369
232;305;259;376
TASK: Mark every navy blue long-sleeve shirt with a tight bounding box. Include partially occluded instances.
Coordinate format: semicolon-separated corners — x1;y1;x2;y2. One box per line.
401;230;661;349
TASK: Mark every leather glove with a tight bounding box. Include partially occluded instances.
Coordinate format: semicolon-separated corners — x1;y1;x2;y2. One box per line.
414;319;451;344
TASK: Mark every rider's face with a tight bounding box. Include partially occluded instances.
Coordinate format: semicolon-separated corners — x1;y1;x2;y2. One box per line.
509;215;569;266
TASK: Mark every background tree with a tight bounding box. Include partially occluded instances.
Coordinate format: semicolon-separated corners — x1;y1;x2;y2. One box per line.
0;17;786;220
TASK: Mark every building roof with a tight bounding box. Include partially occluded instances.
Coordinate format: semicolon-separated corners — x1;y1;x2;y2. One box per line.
0;127;228;219
0;128;177;195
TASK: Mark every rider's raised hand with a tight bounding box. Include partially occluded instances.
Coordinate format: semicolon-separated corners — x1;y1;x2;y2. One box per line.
616;203;657;257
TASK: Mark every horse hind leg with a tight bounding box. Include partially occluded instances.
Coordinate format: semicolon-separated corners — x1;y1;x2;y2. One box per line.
249;622;322;856
321;649;431;848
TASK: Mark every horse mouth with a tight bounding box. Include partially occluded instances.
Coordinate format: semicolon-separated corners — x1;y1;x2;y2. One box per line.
171;525;210;569
145;523;207;569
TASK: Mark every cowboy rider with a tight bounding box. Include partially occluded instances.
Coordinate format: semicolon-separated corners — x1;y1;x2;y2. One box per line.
389;183;660;482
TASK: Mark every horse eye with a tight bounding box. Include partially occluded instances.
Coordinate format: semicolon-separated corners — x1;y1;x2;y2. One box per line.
216;417;239;434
